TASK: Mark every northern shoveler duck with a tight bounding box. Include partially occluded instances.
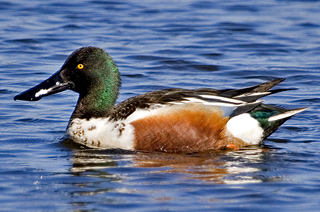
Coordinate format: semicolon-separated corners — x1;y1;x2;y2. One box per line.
14;47;306;153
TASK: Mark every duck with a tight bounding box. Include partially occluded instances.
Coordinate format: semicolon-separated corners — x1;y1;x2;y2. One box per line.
14;46;307;153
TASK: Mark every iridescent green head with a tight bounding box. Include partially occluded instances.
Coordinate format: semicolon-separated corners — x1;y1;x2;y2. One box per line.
14;47;121;119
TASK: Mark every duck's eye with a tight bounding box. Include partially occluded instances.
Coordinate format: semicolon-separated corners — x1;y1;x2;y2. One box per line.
77;64;84;70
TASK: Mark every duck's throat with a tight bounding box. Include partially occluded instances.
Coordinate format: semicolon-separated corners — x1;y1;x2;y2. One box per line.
71;72;121;119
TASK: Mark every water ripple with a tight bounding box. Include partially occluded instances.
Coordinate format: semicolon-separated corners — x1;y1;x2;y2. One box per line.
1;0;320;211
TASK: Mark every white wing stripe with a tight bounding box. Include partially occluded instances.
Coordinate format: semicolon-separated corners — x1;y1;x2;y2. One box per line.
198;95;245;104
235;92;271;98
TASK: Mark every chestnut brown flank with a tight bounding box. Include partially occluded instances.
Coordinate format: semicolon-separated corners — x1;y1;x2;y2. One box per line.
131;104;245;153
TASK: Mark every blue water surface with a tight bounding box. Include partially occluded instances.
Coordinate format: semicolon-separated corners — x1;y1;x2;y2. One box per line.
1;0;320;211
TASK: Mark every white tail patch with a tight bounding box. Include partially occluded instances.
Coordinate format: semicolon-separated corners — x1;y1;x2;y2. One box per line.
226;113;264;145
268;108;307;122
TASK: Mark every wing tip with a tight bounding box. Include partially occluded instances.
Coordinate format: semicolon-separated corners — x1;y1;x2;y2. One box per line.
268;107;308;122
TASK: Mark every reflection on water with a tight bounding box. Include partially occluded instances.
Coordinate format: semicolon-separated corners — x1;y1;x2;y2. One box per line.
66;144;280;210
69;144;274;185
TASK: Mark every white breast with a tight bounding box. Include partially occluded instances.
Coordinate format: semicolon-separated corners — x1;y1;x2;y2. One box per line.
67;104;168;149
67;118;135;149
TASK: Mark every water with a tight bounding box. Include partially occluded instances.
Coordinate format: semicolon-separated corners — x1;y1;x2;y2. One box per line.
1;0;320;211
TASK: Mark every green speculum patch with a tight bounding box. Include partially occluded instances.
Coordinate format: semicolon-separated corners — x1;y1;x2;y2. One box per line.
250;110;279;128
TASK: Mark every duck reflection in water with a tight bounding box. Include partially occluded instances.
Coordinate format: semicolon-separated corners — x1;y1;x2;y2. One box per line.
66;140;275;184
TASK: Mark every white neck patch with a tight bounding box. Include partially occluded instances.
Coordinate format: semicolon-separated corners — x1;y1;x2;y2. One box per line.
226;113;264;145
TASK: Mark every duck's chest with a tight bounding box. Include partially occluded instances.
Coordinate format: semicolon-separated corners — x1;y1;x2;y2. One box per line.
67;118;135;149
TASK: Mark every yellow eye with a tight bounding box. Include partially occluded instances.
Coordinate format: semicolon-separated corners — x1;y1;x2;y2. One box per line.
77;64;84;69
